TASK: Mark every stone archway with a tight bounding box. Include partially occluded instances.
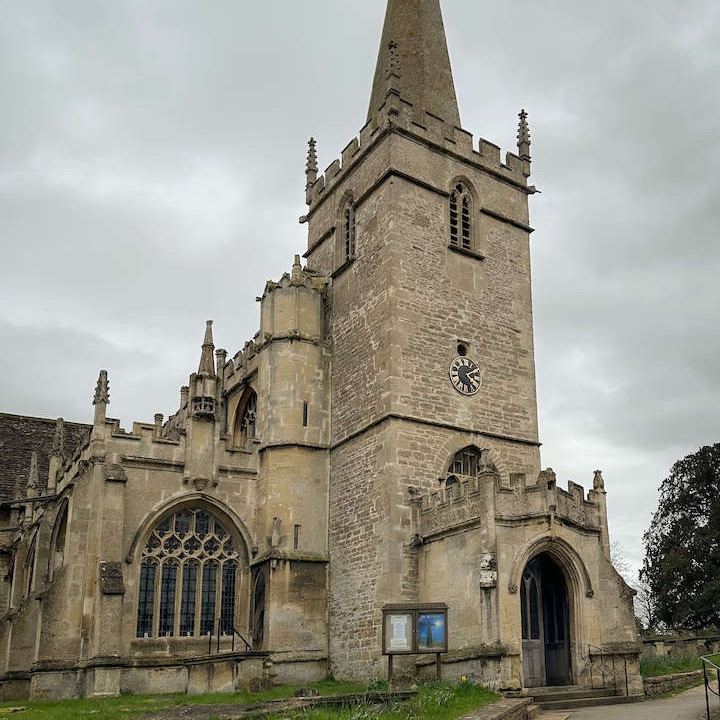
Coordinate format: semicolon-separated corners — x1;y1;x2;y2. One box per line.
521;553;572;687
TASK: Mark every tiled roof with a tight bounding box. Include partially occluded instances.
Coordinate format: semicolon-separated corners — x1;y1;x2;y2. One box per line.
0;413;91;503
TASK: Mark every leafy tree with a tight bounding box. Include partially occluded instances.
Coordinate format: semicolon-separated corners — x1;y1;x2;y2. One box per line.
640;443;720;631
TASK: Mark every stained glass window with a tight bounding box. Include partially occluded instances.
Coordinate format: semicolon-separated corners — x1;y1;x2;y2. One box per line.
136;508;240;638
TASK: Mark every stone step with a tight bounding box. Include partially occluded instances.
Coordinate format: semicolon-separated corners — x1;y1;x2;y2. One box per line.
532;688;618;703
537;694;642;711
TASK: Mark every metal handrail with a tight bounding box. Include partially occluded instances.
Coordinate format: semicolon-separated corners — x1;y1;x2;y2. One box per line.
207;620;252;654
231;627;252;653
701;654;720;720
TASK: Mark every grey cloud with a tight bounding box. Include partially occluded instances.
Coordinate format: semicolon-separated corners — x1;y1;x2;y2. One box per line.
1;0;718;580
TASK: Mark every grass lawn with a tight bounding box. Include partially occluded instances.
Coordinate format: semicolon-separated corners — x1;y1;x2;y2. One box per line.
265;682;499;720
0;680;367;719
0;680;498;720
641;653;720;678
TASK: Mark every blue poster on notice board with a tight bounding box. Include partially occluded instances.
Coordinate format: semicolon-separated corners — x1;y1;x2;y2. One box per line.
417;612;446;652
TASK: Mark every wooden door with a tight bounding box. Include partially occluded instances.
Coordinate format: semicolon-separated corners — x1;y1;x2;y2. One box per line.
521;558;545;687
542;560;571;685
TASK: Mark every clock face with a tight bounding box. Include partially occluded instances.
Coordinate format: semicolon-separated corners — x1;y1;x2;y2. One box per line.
449;356;482;395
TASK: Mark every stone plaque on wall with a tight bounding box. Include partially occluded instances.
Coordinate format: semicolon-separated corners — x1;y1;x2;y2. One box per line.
99;561;126;595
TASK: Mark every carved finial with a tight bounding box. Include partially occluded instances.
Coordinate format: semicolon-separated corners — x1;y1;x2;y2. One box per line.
517;109;531;161
52;417;65;458
198;321;215;375
593;470;605;491
26;451;39;498
93;370;110;406
539;467;556;490
290;254;304;285
305;137;318;189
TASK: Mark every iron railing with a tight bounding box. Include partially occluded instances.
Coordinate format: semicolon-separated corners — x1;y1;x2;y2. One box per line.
207;620;252;654
587;644;629;696
702;655;720;720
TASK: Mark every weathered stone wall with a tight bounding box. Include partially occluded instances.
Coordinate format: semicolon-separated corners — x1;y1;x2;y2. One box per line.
643;670;704;696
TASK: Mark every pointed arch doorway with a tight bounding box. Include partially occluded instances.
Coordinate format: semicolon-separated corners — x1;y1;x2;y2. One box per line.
520;553;571;687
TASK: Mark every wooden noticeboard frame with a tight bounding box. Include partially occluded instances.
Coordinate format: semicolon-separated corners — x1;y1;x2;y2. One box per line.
382;603;448;681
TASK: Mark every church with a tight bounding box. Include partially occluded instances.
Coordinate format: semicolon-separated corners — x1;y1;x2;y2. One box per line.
0;0;641;701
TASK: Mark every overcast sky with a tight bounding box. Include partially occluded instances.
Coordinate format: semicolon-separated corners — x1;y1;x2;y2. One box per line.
1;0;718;580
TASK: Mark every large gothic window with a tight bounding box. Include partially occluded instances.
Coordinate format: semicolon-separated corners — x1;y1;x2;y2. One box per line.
136;508;241;638
449;182;472;250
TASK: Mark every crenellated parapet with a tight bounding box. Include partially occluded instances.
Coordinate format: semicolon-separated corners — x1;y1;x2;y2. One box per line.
305;106;534;215
415;473;490;540
496;468;608;536
258;255;328;345
412;466;610;543
409;462;499;543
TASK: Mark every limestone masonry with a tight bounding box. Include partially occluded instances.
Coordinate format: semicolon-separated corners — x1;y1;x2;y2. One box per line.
0;0;640;700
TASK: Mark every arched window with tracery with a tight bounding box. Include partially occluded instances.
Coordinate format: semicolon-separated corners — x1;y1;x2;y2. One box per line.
232;389;257;448
136;507;244;638
443;447;494;496
449;182;472;250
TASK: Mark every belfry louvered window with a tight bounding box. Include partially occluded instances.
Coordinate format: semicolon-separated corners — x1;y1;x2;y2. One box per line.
449;183;472;250
136;508;240;638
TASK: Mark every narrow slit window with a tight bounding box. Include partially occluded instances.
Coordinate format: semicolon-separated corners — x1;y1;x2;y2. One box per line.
294;524;301;550
302;402;308;428
343;200;356;260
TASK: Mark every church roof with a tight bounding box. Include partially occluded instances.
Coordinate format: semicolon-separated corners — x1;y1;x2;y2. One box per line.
0;414;90;503
367;0;461;128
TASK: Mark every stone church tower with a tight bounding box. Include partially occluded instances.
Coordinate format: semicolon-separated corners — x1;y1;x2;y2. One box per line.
0;0;641;700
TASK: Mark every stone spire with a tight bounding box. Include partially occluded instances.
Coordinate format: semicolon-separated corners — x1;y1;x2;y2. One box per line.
367;0;461;128
198;321;215;376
